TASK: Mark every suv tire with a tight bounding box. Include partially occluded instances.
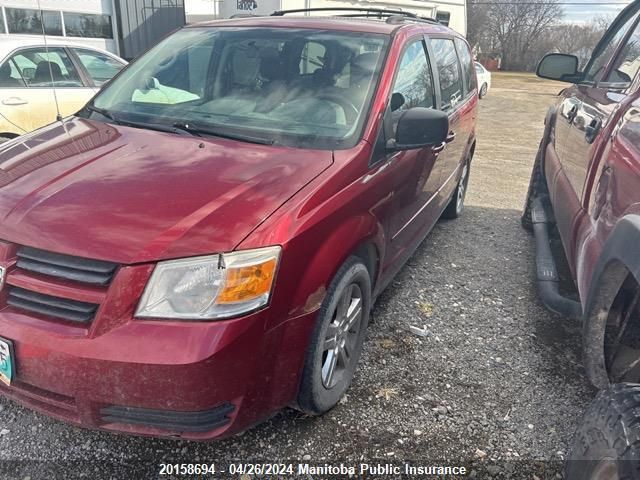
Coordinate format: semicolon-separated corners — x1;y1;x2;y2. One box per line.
297;256;371;415
566;383;640;480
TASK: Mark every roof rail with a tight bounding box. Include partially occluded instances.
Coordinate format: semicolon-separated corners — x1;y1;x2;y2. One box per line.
270;7;438;24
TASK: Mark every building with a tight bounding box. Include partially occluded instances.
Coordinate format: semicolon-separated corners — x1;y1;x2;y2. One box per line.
0;0;466;60
0;0;186;60
185;0;467;35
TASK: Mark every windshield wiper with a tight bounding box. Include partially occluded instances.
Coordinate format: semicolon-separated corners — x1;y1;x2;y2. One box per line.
84;105;197;136
84;104;120;124
172;121;275;145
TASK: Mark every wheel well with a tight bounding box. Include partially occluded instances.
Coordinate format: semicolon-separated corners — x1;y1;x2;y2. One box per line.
0;133;18;140
602;272;640;382
583;260;634;387
352;241;379;288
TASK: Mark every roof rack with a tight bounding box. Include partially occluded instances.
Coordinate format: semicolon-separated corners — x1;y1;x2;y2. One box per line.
270;7;438;24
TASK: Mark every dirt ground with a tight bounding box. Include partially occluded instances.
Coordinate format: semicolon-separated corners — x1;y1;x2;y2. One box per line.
0;73;596;479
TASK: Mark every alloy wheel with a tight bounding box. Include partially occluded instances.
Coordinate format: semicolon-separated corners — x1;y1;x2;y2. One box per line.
321;283;363;389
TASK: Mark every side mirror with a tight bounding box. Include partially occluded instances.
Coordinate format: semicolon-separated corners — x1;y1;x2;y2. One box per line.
387;107;449;151
390;92;405;112
537;53;580;82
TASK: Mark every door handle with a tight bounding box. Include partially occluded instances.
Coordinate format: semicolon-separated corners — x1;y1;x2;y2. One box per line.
445;131;456;143
1;97;28;106
567;104;578;123
585;117;602;144
432;142;445;153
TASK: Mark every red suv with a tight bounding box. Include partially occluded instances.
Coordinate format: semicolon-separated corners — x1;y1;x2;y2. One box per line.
522;0;640;474
0;9;477;439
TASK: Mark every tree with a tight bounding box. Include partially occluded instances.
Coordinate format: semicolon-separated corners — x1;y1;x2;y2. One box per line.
484;0;563;70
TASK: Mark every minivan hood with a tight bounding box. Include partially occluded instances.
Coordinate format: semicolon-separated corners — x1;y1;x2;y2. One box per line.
0;118;333;263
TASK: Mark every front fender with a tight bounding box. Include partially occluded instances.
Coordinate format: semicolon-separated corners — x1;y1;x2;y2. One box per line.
285;213;384;318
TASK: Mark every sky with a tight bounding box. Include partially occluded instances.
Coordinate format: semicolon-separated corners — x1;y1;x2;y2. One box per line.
561;0;630;24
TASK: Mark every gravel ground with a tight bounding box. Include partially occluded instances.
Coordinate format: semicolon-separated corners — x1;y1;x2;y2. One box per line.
0;73;596;479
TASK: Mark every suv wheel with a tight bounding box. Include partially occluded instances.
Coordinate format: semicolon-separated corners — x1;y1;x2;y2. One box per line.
442;159;470;219
297;256;371;415
566;384;640;480
603;278;640;384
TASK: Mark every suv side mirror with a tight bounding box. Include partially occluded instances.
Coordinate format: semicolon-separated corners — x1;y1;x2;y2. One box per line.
537;53;580;82
387;107;449;151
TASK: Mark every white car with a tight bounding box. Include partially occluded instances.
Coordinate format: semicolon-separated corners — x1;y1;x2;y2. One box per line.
474;61;491;99
0;38;126;140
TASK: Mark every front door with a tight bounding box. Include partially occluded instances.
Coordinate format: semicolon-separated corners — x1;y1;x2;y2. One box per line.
0;47;93;134
552;5;640;260
386;37;443;257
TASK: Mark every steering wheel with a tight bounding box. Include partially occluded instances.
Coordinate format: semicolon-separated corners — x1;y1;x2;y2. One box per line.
315;93;359;124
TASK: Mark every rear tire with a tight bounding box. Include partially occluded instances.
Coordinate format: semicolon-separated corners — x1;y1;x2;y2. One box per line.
479;83;488;99
566;383;640;480
297;256;372;415
442;158;470;220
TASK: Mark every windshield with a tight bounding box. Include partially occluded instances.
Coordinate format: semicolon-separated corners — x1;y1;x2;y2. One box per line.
89;27;389;149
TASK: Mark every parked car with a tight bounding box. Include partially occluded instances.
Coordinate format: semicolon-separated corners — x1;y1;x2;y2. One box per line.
474;61;491;98
521;0;640;476
0;39;126;141
0;8;477;439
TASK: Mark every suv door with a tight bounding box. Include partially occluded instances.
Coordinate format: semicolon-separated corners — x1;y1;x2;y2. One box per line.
382;37;441;255
0;47;91;134
428;36;470;203
550;4;640;262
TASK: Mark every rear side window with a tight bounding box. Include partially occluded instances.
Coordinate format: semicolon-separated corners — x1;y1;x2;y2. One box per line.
73;49;124;86
454;37;477;95
430;38;463;110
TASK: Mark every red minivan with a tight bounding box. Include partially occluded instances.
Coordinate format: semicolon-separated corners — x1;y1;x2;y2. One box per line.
0;9;477;438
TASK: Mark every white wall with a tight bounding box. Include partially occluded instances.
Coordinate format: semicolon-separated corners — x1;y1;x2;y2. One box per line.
186;0;466;35
0;0;118;53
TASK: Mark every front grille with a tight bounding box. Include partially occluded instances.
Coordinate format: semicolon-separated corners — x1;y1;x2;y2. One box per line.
17;247;117;286
7;287;98;323
101;403;235;432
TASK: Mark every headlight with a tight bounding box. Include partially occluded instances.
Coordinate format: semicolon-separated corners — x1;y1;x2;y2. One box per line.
135;246;281;320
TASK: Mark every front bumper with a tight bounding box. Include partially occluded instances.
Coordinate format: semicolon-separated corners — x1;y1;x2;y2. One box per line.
0;243;319;439
0;306;267;439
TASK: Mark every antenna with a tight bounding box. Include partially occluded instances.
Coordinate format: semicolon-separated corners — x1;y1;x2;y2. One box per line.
36;0;62;122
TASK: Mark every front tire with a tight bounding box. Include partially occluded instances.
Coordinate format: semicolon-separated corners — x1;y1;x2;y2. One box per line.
479;83;488;99
566;384;640;480
297;256;372;415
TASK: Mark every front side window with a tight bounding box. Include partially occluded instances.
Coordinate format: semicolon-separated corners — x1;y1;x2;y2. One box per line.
73;49;124;86
5;8;62;36
90;27;389;149
64;12;113;39
0;60;27;87
583;8;640;84
9;48;83;88
605;21;640;86
431;38;463;110
390;39;435;113
455;37;477;95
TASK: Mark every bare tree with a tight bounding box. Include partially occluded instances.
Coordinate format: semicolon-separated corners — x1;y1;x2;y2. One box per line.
484;0;563;70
